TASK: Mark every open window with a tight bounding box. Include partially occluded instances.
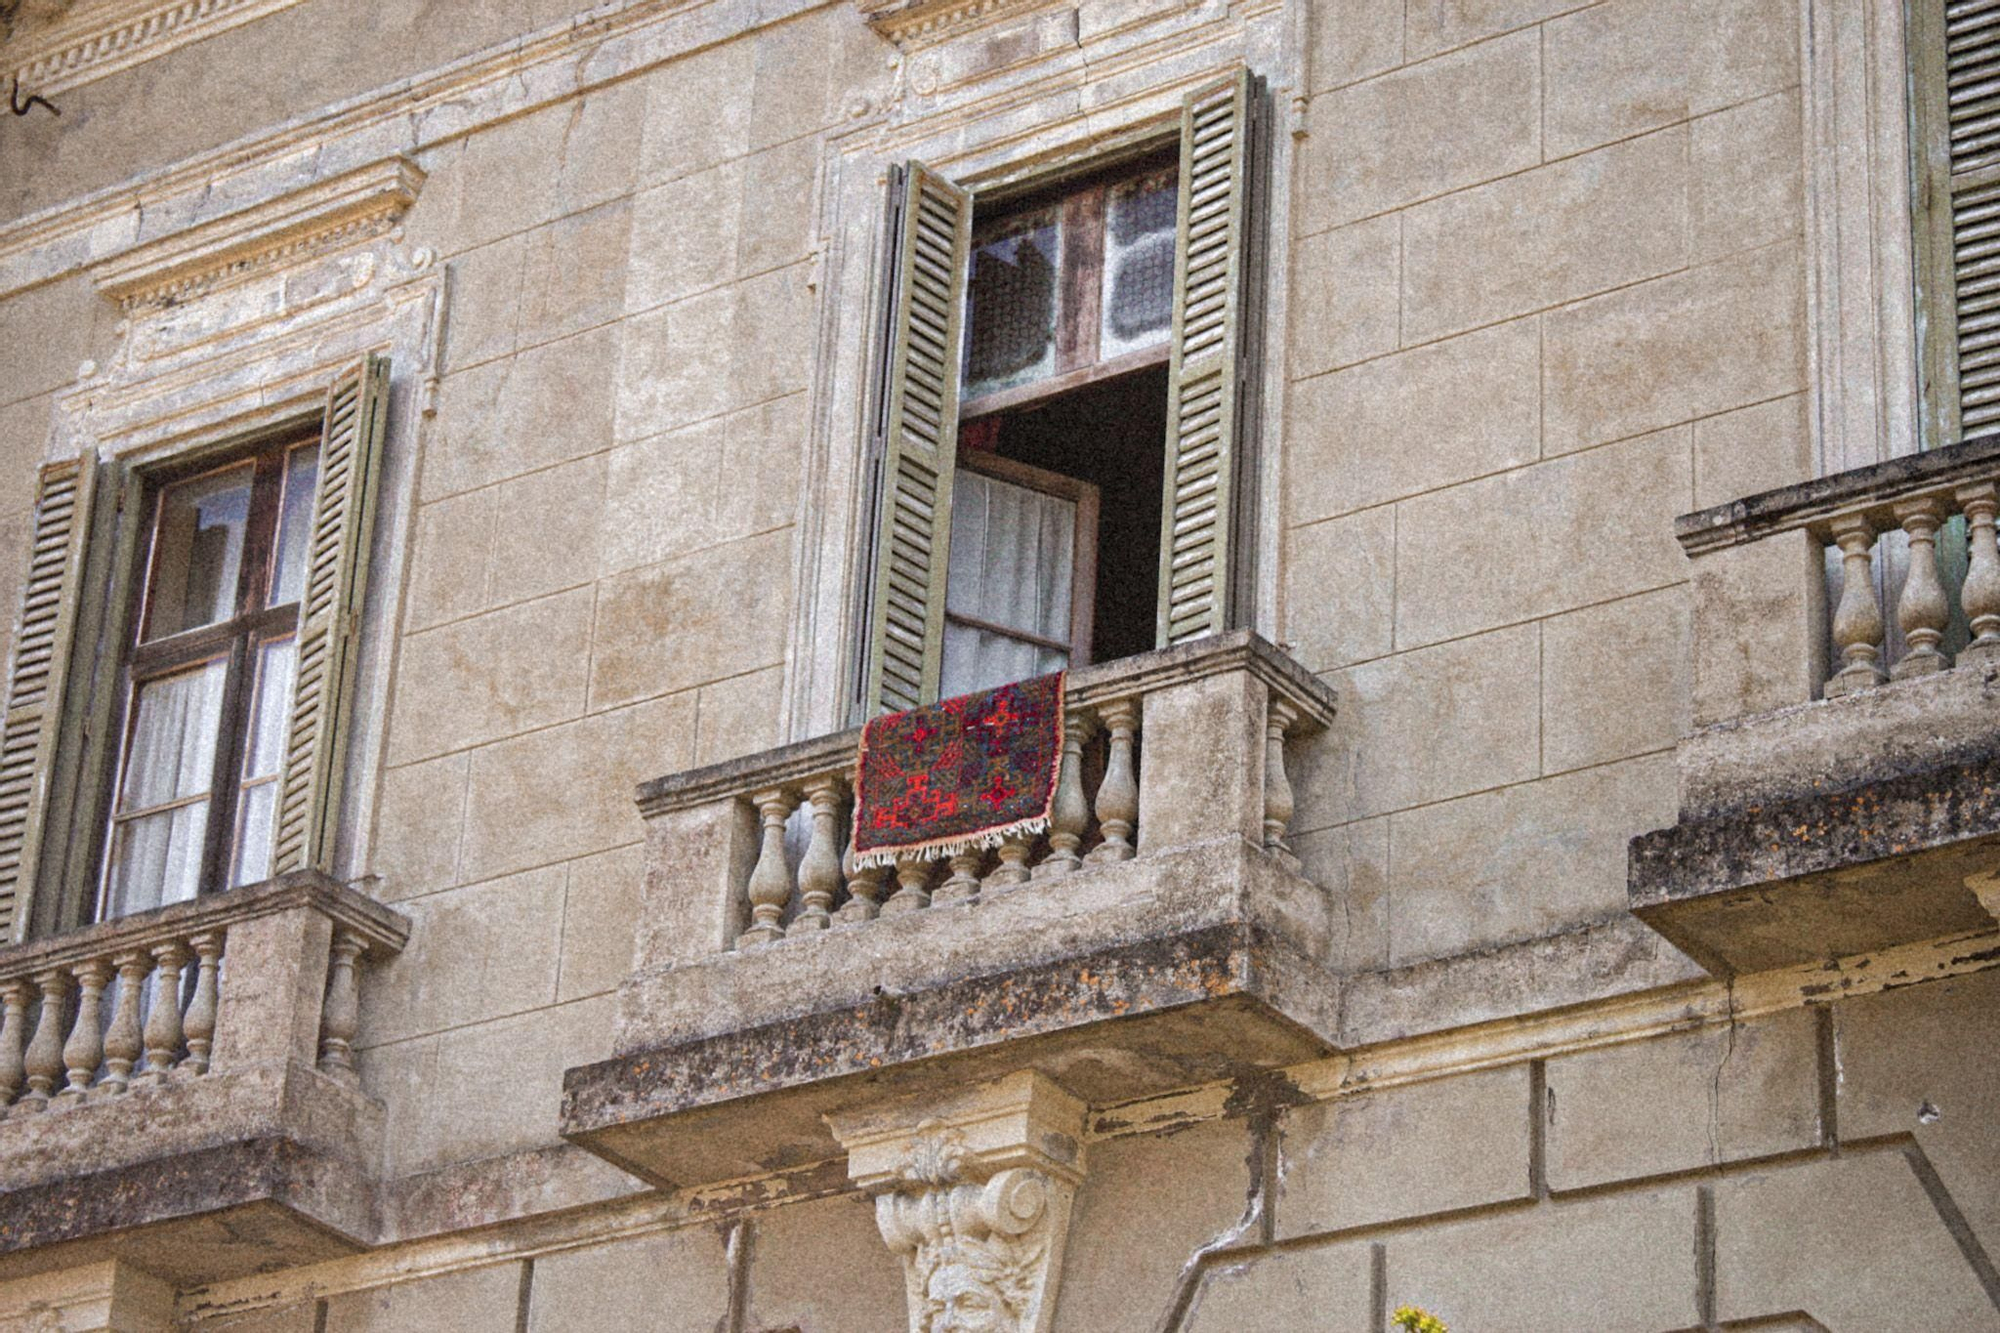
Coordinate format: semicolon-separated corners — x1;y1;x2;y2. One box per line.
0;357;389;941
857;70;1266;715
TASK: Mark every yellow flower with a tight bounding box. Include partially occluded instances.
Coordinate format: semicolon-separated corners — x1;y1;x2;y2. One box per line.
1391;1305;1448;1333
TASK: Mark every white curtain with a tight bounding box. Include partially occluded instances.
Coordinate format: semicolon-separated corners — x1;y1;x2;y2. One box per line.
941;470;1076;698
102;661;226;918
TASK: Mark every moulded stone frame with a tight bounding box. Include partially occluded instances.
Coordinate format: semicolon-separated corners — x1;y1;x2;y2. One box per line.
779;0;1302;741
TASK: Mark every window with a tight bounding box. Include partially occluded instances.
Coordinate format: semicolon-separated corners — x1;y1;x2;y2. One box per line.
99;435;319;918
857;70;1267;715
0;357;389;941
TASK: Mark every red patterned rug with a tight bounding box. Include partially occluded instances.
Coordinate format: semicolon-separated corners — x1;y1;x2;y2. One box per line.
851;672;1066;870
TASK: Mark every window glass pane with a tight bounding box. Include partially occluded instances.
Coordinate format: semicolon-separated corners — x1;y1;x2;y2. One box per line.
268;443;320;607
232;782;277;887
103;660;227;917
941;624;1067;699
242;637;296;781
144;466;253;639
965;210;1062;399
945;472;1074;639
1100;169;1177;361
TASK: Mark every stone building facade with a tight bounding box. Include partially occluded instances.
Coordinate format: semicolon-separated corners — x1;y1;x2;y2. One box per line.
0;0;1995;1328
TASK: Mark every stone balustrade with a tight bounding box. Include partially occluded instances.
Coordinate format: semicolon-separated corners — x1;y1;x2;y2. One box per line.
631;630;1335;958
0;871;405;1116
1677;435;2000;726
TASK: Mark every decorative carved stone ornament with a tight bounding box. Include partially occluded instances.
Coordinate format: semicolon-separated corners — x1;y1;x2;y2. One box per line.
3;0;312;99
855;0;1058;49
828;1071;1087;1333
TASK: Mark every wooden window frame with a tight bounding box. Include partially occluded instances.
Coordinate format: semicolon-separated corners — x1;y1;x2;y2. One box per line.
960;152;1177;421
945;449;1100;669
95;429;316;916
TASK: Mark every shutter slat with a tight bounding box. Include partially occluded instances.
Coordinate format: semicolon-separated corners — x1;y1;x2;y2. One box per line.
0;458;97;944
861;163;971;715
1930;0;2000;440
271;355;389;874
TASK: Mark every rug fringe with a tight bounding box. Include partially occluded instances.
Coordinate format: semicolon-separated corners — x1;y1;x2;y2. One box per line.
849;813;1053;871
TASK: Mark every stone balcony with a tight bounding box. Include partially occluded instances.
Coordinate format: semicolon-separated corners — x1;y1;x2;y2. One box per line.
0;872;407;1283
561;631;1340;1190
1630;437;2000;975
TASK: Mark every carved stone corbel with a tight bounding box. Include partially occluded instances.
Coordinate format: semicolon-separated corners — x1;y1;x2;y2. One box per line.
828;1071;1087;1333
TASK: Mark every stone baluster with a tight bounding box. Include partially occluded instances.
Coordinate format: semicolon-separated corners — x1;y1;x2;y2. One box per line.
136;942;187;1086
1960;483;2000;666
1040;711;1095;875
985;836;1034;891
838;843;886;925
1891;498;1950;679
1087;699;1139;863
182;931;223;1075
0;978;30;1108
1263;699;1299;853
318;928;365;1083
1825;515;1886;696
21;968;69;1108
738;788;799;948
100;951;149;1094
882;854;933;916
789;779;844;936
935;848;984;906
59;959;110;1102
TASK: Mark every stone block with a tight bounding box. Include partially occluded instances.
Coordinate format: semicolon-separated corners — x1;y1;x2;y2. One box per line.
371;751;469;901
558;843;645;1003
1298;624;1541;826
1693;393;1813;511
1306;0;1405;91
1288;215;1399;378
489;454;607;609
324;1262;524;1333
1402;126;1690;342
1543;0;1798;158
626;137;815;316
517;199;633;346
1542;586;1692;772
1386;753;1677;962
1189;1242;1373;1331
1056;1119;1255;1333
1543;242;1805;456
1686;528;1823;726
387;587;594;765
1290;816;1390;969
1405;0;1595;58
0;276;94;411
627;799;758;974
1298;29;1540;232
1278;1064;1532;1238
212;906;334;1071
1138;668;1266;853
588;527;792;712
186;1300;319;1332
1385;1185;1699;1329
424;323;620;501
526;1226;730;1332
1714;1153;1996;1326
404;488;497;632
1836;969;2000;1255
1544;1006;1820;1192
1287;318;1540;525
360;866;565;1045
1392;426;1692;648
694;665;785;766
636;40;755;184
459;690;697;882
1283;505;1395;672
745;1194;906;1333
1691;90;1803;267
614;264;813;445
441;231;527;373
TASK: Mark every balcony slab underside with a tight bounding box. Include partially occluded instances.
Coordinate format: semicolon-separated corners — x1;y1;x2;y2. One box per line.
1631;666;2000;976
0;1060;379;1284
561;838;1340;1191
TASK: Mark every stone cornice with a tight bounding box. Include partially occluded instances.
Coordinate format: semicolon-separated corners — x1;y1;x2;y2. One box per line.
856;0;1054;48
92;156;423;309
3;0;308;99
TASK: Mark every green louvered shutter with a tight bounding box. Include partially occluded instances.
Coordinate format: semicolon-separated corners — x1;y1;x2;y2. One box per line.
0;459;97;943
1913;0;2000;445
273;355;389;874
861;163;973;713
1157;70;1259;645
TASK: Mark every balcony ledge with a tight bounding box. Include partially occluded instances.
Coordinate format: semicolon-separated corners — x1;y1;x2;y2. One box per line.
0;873;408;1284
562;632;1341;1191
